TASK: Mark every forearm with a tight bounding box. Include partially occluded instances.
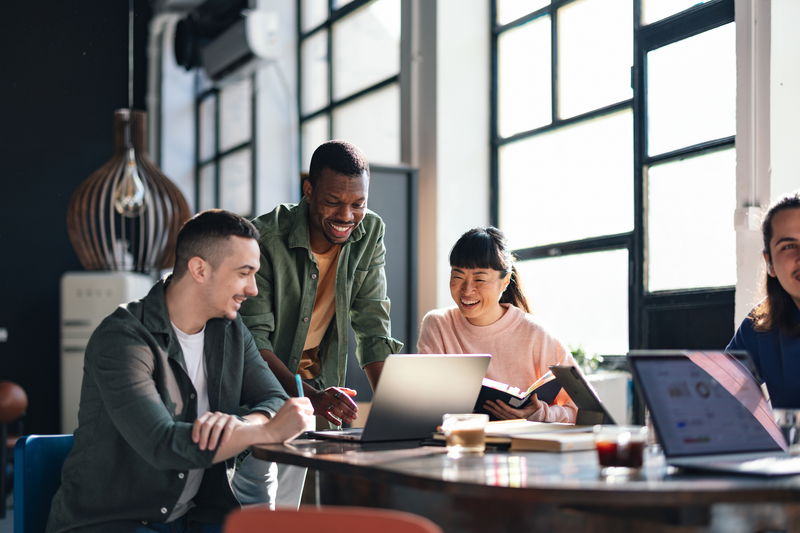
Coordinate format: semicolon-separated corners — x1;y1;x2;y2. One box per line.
211;419;292;463
210;398;313;463
363;361;384;391
259;348;320;397
211;422;269;463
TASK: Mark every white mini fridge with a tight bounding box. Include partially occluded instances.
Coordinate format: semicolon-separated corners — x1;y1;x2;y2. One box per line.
60;271;153;433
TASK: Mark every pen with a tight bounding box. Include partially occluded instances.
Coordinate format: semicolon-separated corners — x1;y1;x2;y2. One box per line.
295;374;303;398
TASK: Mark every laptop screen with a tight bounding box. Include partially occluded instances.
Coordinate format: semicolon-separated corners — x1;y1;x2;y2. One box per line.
629;351;786;458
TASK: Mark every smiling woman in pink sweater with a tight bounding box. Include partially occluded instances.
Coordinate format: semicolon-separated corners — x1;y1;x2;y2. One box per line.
417;227;578;423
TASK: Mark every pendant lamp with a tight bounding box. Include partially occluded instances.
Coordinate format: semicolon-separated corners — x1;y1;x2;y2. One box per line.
66;1;190;273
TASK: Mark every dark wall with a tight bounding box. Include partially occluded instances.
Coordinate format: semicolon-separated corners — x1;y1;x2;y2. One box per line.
0;1;151;433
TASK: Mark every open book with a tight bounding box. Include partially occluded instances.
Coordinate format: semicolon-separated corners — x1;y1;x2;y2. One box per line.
473;370;563;420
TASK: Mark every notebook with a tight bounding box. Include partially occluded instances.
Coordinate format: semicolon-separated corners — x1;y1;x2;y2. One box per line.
628;350;800;476
309;353;491;442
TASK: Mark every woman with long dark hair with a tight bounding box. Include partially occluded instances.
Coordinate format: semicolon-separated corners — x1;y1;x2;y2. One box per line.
417;227;577;423
727;191;800;407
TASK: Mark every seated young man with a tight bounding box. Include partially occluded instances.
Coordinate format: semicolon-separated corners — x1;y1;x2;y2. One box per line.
47;210;313;533
727;191;800;408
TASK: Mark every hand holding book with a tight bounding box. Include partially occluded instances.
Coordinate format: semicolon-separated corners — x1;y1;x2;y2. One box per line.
474;370;563;421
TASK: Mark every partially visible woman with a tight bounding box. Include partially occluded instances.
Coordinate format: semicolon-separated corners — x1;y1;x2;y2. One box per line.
727;192;800;408
417;227;578;423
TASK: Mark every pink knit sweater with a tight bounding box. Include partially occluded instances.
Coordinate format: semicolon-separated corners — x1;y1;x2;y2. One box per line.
417;304;578;423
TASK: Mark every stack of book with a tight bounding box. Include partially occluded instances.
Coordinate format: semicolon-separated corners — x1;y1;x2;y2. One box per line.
433;419;595;452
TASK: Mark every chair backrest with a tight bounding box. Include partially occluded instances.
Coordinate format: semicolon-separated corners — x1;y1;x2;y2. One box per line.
224;506;444;533
14;434;74;533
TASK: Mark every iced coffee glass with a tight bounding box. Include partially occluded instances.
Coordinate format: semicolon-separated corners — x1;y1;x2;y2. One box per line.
442;413;488;457
594;425;648;477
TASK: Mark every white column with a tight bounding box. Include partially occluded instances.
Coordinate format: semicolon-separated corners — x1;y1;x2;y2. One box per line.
733;0;771;324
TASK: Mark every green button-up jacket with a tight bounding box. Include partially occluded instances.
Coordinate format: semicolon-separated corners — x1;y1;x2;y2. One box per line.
240;198;403;389
47;279;288;533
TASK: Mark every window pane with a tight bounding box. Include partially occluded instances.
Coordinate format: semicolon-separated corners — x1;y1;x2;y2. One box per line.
497;17;551;137
558;0;632;118
198;163;216;211
219;149;252;216
333;84;400;165
496;0;549;25
516;249;629;355
332;0;400;100
301;0;328;32
642;0;715;25
219;77;251;152
499;110;633;248
647;148;736;291
301;29;329;115
301;114;330;173
647;23;735;156
198;96;216;162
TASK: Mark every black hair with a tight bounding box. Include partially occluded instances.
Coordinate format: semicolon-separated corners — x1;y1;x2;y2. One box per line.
750;191;800;335
449;226;530;313
307;140;369;186
172;209;259;280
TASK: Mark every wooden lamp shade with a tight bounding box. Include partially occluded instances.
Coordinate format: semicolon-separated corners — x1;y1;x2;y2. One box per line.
67;109;190;273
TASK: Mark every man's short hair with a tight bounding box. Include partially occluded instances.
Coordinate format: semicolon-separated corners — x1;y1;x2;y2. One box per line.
172;209;259;279
307;140;369;186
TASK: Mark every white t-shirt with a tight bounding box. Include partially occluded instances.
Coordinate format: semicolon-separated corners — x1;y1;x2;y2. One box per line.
168;323;210;522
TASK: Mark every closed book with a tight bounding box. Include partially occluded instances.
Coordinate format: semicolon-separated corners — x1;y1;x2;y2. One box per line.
474;371;562;420
509;431;596;452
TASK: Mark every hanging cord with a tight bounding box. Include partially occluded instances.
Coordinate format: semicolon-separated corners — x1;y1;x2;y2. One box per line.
128;0;134;110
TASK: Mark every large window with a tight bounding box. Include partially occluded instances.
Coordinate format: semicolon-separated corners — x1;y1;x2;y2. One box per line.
194;74;256;217
298;0;401;171
492;0;735;356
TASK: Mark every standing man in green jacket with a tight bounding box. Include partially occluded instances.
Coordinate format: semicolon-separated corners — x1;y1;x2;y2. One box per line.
237;140;403;506
47;210;314;533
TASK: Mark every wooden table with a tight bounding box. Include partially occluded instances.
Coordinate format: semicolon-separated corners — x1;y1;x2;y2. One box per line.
251;440;800;532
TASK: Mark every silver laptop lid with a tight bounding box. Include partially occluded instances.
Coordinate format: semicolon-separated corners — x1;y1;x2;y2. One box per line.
361;354;491;441
628;350;786;459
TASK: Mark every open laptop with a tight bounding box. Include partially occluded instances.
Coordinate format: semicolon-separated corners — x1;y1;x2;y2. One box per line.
310;353;491;442
628;350;800;476
549;365;616;425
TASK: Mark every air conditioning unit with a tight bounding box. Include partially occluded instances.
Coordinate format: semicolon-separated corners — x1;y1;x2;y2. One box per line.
200;9;279;82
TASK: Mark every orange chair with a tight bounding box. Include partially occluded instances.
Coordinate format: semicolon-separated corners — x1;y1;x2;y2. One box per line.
224;505;444;533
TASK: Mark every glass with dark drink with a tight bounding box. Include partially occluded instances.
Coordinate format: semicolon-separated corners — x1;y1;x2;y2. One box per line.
594;425;648;477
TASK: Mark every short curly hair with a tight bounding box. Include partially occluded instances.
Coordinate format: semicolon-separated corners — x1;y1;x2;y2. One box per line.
308;140;369;186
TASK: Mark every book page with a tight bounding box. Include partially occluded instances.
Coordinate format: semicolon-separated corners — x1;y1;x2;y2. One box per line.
524;370;556;395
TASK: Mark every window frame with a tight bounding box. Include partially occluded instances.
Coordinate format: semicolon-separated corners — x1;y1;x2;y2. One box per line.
296;0;402;170
490;0;735;352
193;73;258;218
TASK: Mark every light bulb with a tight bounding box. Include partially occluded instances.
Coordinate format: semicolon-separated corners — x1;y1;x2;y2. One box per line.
114;148;146;217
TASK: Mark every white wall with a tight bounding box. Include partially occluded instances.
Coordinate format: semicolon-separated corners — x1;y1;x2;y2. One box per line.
770;0;800;201
433;0;491;308
733;0;800;324
409;0;491;320
152;13;196;209
734;0;771;323
255;0;300;211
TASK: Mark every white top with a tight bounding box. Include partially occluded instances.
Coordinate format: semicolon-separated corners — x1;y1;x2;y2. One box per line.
168;323;209;522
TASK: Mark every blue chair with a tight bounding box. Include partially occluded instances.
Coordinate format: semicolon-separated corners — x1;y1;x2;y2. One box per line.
13;435;73;533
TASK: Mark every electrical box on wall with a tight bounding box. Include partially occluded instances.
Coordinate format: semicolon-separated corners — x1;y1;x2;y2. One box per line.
60;272;153;433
